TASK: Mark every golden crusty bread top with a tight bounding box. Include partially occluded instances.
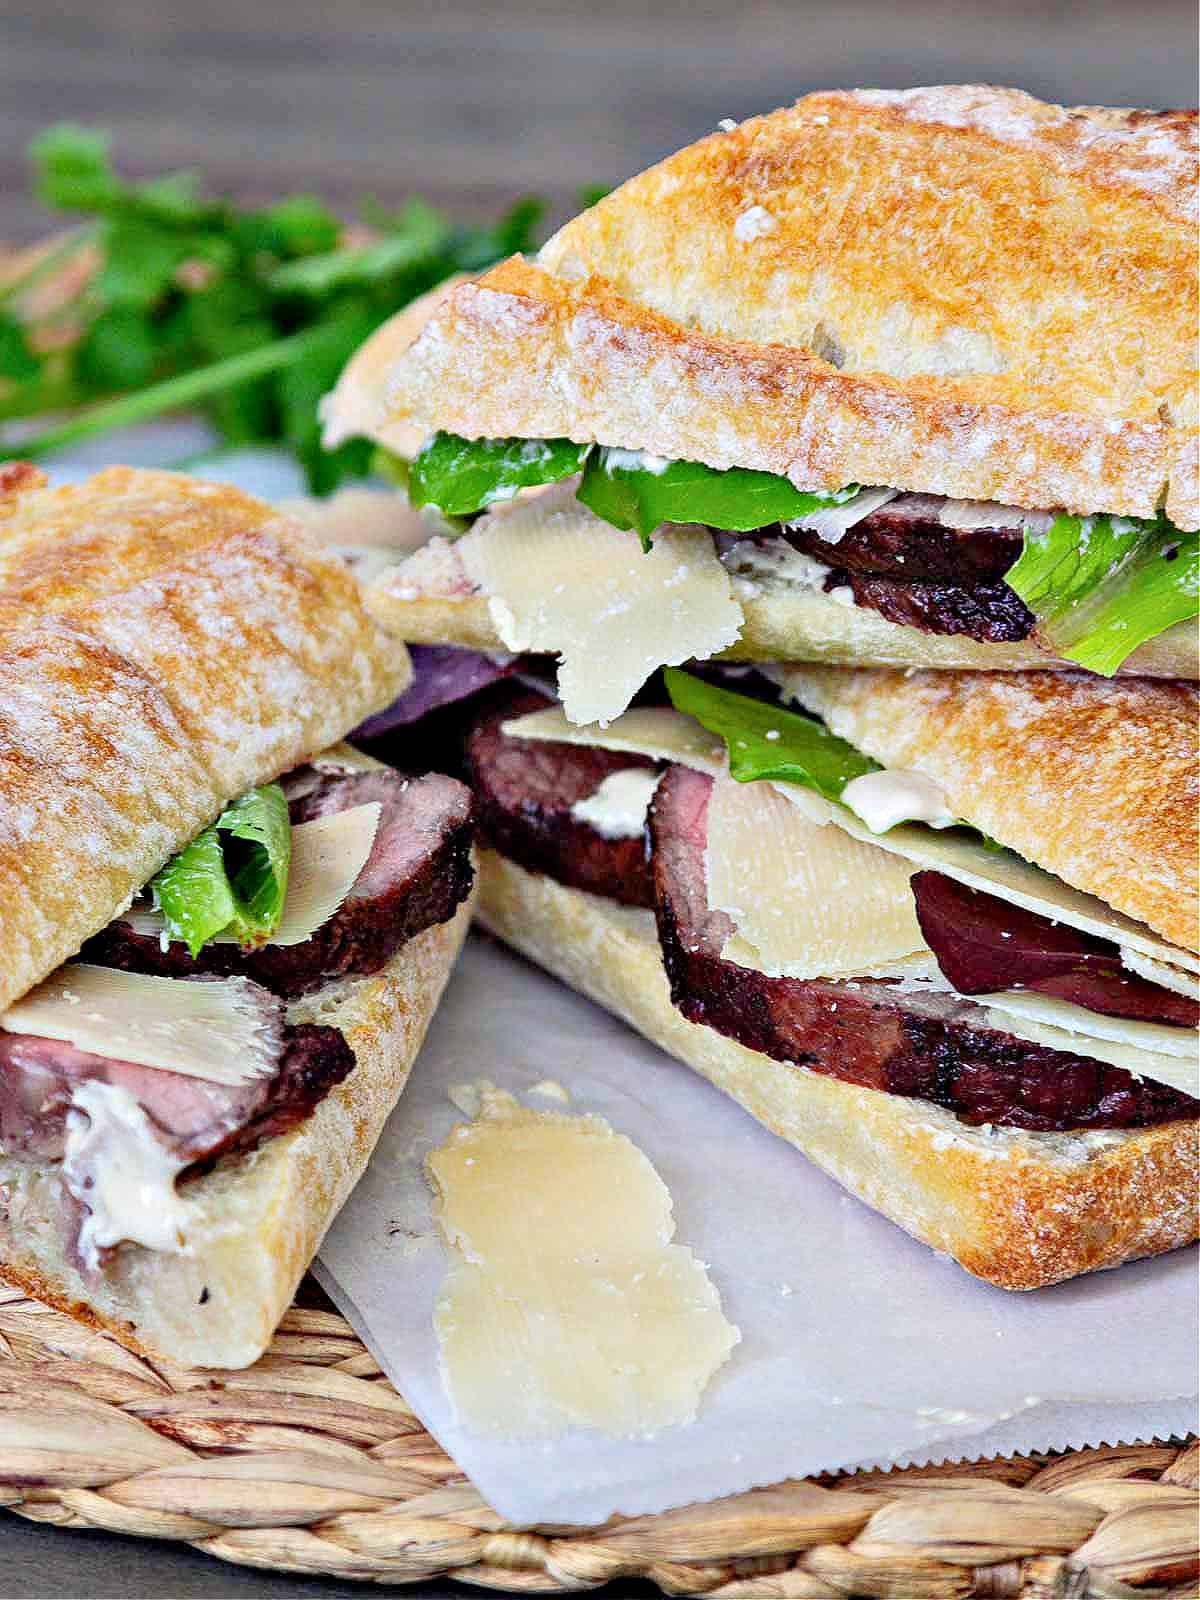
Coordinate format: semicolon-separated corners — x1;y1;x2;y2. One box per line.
380;87;1198;529
783;665;1199;953
0;465;411;1010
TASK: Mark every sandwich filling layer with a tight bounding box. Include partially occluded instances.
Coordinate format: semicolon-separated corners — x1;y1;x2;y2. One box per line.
464;687;1198;1133
400;440;1198;681
0;756;475;1274
378;474;1197;727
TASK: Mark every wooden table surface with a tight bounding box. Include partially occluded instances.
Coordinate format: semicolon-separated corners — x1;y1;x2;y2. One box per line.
2;0;1197;244
0;2;1196;1595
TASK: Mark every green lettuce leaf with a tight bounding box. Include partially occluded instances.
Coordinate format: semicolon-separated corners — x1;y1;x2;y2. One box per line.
407;432;588;516
1005;513;1198;675
664;669;1005;850
663;668;878;801
578;448;859;550
150;783;292;957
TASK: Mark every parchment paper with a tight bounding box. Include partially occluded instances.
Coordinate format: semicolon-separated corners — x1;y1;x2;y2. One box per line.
317;935;1199;1527
44;436;1197;1527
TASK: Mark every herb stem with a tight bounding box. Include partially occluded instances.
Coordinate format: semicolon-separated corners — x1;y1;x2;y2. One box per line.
1;330;319;460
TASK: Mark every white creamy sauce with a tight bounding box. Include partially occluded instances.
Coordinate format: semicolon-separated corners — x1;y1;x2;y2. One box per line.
601;447;671;475
571;768;661;839
719;538;832;593
840;768;957;834
63;1081;194;1272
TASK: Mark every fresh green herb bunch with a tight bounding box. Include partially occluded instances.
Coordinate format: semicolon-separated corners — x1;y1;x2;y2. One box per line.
0;126;544;492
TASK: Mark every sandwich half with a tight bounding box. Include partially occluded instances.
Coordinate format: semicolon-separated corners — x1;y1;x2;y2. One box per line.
0;465;476;1367
324;87;1199;719
443;660;1198;1289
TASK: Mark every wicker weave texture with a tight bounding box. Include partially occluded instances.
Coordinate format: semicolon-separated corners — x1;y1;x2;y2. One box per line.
0;1284;1194;1596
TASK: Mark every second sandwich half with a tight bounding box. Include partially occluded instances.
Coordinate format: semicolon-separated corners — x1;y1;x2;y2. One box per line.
0;465;476;1367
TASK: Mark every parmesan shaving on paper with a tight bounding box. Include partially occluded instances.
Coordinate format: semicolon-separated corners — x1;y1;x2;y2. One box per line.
426;1086;739;1440
123;803;381;949
457;483;743;725
0;965;283;1087
704;772;927;979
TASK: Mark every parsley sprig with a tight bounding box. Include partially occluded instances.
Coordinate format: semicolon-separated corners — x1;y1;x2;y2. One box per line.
0;126;543;492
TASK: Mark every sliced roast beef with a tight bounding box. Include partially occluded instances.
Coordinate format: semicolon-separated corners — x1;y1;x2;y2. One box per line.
467;689;658;908
784;495;1024;584
648;764;1197;1132
88;767;474;997
720;493;1038;643
824;570;1036;641
912;871;1200;1028
0;1016;353;1170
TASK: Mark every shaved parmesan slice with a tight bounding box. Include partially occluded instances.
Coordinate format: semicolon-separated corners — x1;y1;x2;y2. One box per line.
705;773;927;979
980;1002;1199;1102
982;988;1197;1058
0;966;283;1087
938;499;1052;534
1120;948;1200;1001
774;783;1200;977
312;742;386;776
123;803;381;950
458;483;743;725
258;803;379;947
783;487;899;544
503;705;724;773
502;704;1199;978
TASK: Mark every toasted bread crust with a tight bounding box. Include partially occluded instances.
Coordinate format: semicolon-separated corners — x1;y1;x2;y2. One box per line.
477;853;1198;1290
381;87;1198;528
781;667;1199;953
0;893;473;1368
0;467;411;1012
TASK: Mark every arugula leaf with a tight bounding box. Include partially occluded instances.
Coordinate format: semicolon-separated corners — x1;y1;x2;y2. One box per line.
578;448;859;549
1005;513;1199;675
667;669;1012;852
150;784;291;958
664;668;878;801
404;432;860;544
408;432;589;515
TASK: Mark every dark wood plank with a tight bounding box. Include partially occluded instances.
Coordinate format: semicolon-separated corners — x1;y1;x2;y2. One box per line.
1;0;1196;242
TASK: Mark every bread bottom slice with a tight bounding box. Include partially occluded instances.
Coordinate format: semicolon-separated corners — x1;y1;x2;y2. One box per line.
476;851;1198;1290
0;891;473;1368
370;583;1196;678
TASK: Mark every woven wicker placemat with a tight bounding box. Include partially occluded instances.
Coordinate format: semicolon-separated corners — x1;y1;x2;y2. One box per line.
0;1282;1193;1597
